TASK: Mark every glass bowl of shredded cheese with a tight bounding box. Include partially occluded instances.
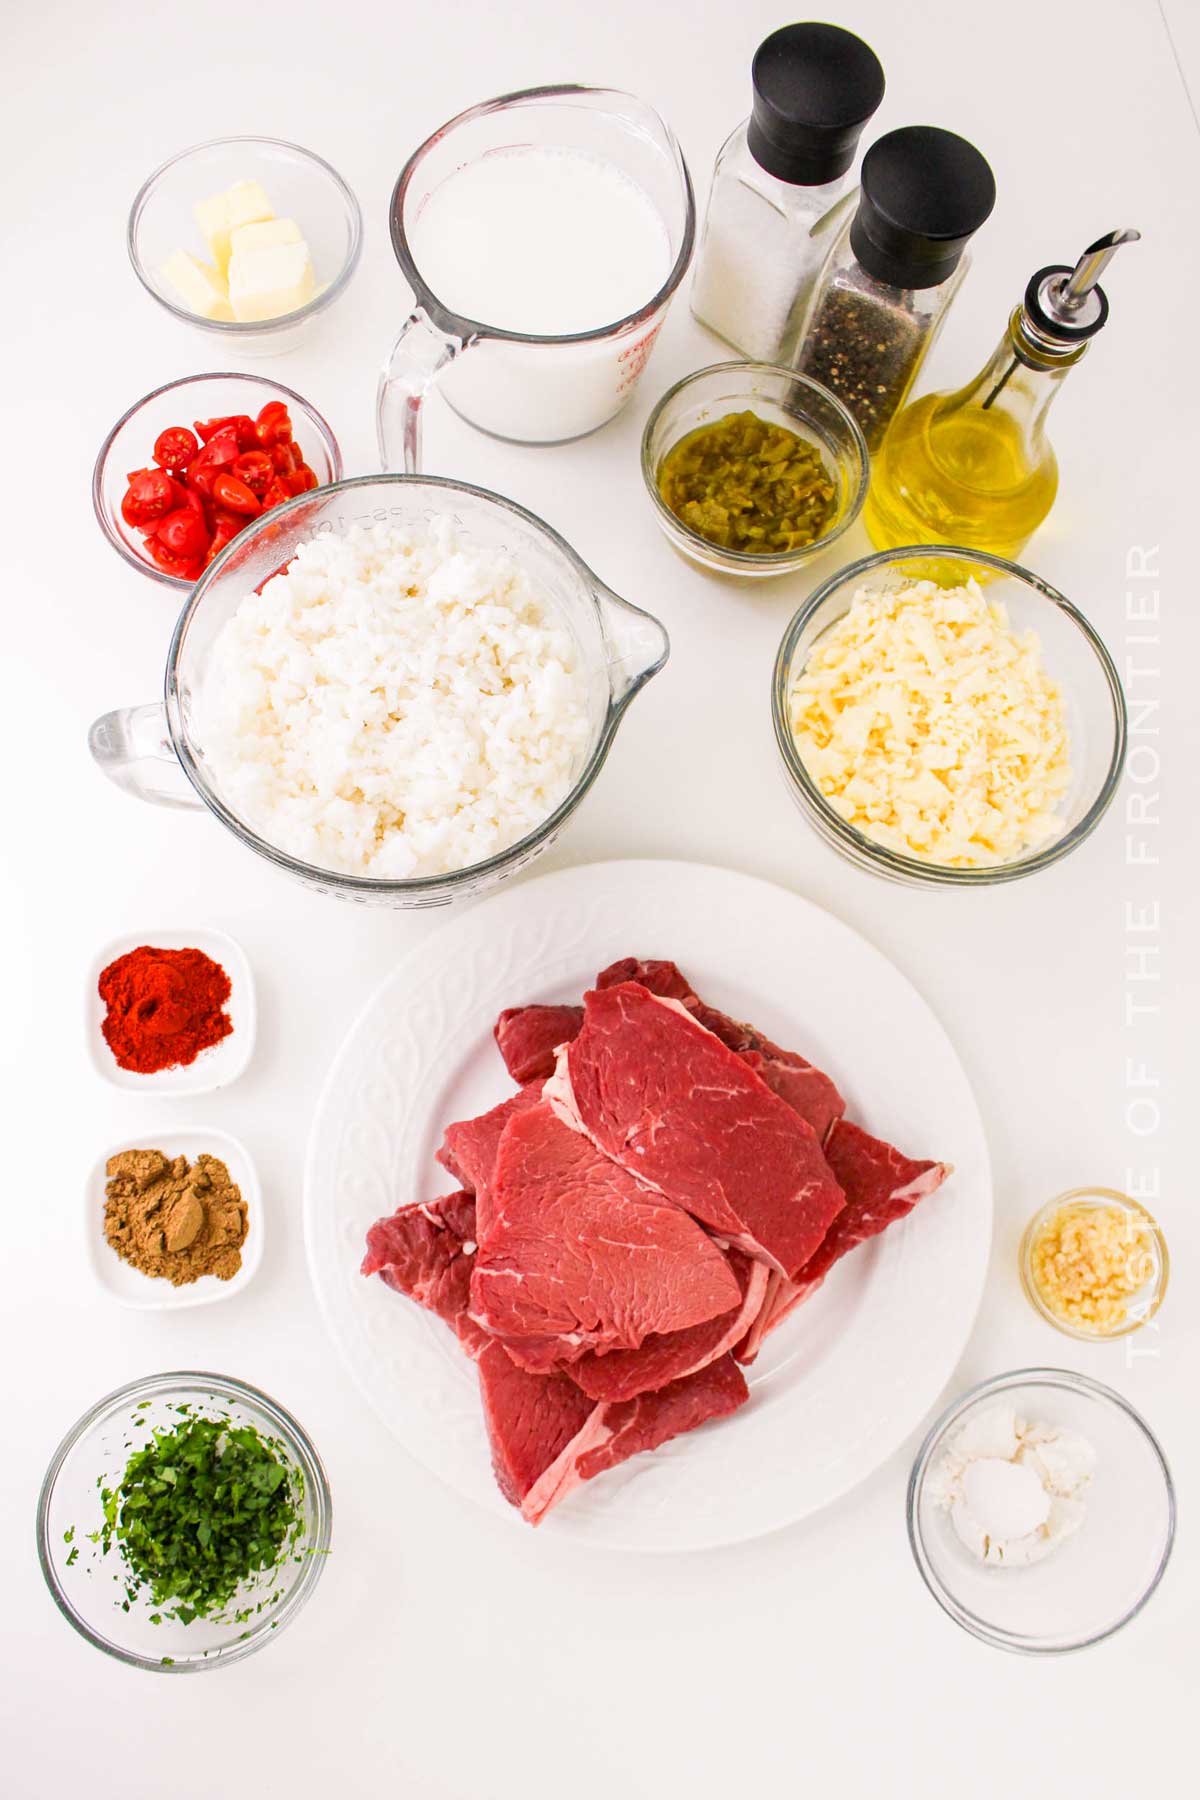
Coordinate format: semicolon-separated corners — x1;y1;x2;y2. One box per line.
772;546;1126;885
1019;1189;1168;1340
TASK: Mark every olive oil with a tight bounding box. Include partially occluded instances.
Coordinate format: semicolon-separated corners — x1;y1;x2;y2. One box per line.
865;230;1139;562
864;381;1061;562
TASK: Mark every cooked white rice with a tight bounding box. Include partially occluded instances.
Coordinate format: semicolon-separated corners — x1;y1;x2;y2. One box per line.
195;515;591;878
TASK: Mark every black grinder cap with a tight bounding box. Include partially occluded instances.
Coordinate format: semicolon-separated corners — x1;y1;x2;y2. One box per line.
747;23;885;185
849;126;997;289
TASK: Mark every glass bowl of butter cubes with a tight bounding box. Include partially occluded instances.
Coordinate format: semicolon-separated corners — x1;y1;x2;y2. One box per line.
771;545;1128;888
129;136;362;350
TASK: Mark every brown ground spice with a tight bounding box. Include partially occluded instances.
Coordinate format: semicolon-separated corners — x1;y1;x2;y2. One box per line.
104;1148;248;1285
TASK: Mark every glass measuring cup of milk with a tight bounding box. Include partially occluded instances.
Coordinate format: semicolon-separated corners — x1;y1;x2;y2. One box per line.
378;85;696;470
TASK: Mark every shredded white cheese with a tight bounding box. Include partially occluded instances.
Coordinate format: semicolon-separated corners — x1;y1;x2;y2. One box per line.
788;578;1071;867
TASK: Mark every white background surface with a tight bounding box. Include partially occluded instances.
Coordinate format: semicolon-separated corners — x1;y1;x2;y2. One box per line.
3;1;1197;1794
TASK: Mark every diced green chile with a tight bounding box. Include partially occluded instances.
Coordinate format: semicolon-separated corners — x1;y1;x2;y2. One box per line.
657;411;836;554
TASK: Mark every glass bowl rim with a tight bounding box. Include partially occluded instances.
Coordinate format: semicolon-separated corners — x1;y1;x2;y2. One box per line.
127;133;363;336
640;361;870;570
92;370;343;589
36;1369;333;1673
1018;1187;1169;1341
906;1366;1176;1656
771;543;1128;885
163;471;669;895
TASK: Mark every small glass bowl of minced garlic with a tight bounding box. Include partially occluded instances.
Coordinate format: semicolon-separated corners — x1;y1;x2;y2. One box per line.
1019;1188;1168;1340
641;363;869;579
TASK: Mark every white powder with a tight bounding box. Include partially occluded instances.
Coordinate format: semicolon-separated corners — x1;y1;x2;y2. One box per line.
928;1401;1095;1567
195;516;591;879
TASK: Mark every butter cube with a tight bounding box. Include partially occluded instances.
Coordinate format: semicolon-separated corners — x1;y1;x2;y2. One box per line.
228;240;316;321
194;179;274;274
160;250;233;321
229;217;302;257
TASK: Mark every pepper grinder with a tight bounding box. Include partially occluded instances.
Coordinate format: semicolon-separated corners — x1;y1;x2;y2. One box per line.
794;126;996;452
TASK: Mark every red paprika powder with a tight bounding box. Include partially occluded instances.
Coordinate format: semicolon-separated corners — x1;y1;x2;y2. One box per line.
98;946;233;1074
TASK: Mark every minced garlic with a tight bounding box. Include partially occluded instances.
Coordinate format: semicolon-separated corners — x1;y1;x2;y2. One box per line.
788;578;1071;867
1031;1202;1155;1333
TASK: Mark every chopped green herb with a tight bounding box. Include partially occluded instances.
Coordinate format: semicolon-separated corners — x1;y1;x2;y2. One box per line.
92;1415;301;1624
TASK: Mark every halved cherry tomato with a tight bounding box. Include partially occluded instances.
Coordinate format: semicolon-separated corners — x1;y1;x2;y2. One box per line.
143;533;203;581
211;472;261;516
255;400;293;446
270;440;301;474
232;450;274;497
261;478;293;509
187;428;241;495
204;512;244;565
121;467;184;528
153;426;200;471
195;414;259;450
153;506;210;563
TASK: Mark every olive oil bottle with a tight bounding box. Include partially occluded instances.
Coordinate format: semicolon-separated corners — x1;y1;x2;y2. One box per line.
864;229;1139;561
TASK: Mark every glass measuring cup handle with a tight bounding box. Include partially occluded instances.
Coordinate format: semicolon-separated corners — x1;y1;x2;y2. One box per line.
377;307;471;472
88;703;203;810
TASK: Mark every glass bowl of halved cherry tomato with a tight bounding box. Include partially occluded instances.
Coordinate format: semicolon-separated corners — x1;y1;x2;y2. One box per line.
93;373;341;588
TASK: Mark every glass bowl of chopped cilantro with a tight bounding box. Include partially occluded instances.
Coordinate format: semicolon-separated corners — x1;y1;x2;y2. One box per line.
37;1371;331;1671
641;363;869;578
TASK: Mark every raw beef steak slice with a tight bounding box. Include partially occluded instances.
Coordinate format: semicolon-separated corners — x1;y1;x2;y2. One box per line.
477;1340;595;1508
737;1125;949;1359
494;1004;585;1084
595;957;845;1139
361;1190;487;1356
471;1102;742;1367
568;1249;769;1403
552;982;845;1277
521;1355;750;1524
437;1082;543;1238
734;1269;824;1364
802;1118;950;1284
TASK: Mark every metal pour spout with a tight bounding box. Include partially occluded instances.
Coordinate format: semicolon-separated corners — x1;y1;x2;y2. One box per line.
1043;227;1141;326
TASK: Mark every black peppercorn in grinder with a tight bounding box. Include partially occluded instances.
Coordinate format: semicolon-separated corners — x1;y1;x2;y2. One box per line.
796;126;997;451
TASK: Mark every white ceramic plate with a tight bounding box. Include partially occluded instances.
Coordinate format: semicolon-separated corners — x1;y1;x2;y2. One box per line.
87;1126;263;1310
304;860;992;1550
86;927;255;1094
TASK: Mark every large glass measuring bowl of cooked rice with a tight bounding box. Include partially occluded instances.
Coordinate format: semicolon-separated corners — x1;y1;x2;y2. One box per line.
88;475;669;907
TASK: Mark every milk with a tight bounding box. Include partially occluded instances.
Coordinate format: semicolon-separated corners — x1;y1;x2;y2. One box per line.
412;145;671;334
409;145;675;442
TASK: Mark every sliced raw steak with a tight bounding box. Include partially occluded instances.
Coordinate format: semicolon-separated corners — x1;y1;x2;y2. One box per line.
551;982;845;1277
471;1101;742;1368
361;1190;487;1356
477;1340;595;1508
802;1118;950;1283
437;1082;543;1238
568;1249;769;1403
595;956;845;1139
522;1355;750;1524
494;1004;584;1083
737;1126;948;1358
735;1269;824;1364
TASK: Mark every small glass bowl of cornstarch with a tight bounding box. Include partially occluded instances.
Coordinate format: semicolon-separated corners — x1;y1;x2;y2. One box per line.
772;546;1126;887
908;1370;1175;1655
